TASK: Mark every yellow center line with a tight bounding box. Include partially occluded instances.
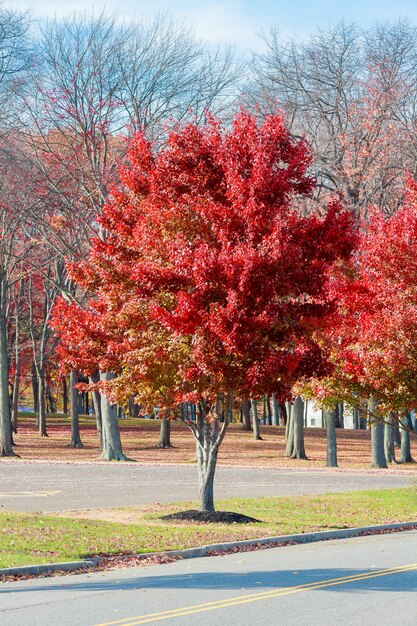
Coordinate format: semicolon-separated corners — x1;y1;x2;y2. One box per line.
95;562;417;626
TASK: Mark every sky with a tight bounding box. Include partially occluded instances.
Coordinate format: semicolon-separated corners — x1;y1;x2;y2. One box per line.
14;0;417;50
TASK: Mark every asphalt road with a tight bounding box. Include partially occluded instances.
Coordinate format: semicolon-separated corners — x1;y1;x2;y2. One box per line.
1;529;417;625
0;461;416;512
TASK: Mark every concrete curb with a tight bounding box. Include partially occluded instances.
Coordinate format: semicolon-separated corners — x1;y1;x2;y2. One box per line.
2;520;417;579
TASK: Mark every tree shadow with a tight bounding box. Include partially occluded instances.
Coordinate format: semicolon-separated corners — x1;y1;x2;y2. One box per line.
2;566;416;595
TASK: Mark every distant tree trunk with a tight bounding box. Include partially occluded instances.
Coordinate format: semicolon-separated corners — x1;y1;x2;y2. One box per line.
384;414;396;463
31;363;38;415
278;402;287;426
62;376;68;414
265;396;272;425
324;408;338;467
369;399;387;468
37;369;47;437
394;422;401;448
241;400;251;431
100;371;127;461
192;396;230;512
157;411;172;448
11;354;20;434
250;399;262;440
46;384;56;414
359;409;367;429
0;303;14;456
89;371;103;450
285;403;294;456
337;403;344;428
271;393;279;426
352;407;359;429
69;369;83;448
399;412;414;463
290;396;307;459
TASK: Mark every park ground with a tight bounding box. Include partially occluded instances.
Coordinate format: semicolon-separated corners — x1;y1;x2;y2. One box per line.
9;413;417;469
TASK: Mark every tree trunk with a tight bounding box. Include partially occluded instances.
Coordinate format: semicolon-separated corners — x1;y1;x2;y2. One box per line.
394;421;401;448
250;398;262;440
399;412;414;464
285;404;294;456
278;401;287;426
337;403;344;428
265;396;272;425
31;362;38;415
0;306;14;456
68;369;83;448
11;355;20;434
290;396;307;459
384;414;396;463
192;397;230;512
38;369;47;437
241;399;251;430
100;371;127;461
370;399;387;468
62;377;68;414
352;407;359;429
324;408;338;467
157;411;172;448
89;371;103;450
271;393;279;426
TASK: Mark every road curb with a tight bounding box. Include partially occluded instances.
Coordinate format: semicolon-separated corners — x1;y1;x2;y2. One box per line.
2;520;417;579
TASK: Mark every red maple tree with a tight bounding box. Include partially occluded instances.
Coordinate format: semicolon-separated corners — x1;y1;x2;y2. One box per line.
52;110;356;510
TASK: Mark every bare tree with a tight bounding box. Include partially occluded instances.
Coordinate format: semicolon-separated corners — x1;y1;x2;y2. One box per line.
251;20;417;215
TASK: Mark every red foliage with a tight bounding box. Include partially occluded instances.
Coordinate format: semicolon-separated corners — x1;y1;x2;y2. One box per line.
52;110;356;407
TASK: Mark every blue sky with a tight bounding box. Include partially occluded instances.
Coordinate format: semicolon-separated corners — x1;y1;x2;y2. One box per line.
15;0;417;50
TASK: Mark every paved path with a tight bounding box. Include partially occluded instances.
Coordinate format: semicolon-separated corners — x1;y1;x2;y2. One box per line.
1;529;417;624
0;461;416;512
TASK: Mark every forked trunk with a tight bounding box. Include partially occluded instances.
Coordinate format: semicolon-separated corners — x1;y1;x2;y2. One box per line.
100;371;127;461
190;396;230;513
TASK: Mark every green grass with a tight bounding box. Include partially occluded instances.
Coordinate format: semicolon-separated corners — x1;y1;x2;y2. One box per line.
1;487;417;568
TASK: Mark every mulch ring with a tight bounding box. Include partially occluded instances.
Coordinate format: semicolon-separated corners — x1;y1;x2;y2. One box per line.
160;510;261;524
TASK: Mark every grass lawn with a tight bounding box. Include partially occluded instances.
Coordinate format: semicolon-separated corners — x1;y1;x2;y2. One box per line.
1;487;417;569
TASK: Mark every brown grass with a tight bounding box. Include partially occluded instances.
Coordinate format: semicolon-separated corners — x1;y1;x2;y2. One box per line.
9;414;417;470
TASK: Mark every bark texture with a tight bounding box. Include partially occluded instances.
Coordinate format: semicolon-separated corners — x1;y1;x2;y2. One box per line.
250;398;262;440
370;399;387;468
157;412;172;448
99;371;127;461
68;369;83;448
399;412;414;463
384;414;396;463
324;408;338;467
290;396;307;459
0;306;14;456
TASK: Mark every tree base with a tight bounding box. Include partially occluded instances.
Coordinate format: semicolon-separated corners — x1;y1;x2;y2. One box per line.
155;443;173;449
161;510;261;523
101;450;129;461
68;441;84;448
